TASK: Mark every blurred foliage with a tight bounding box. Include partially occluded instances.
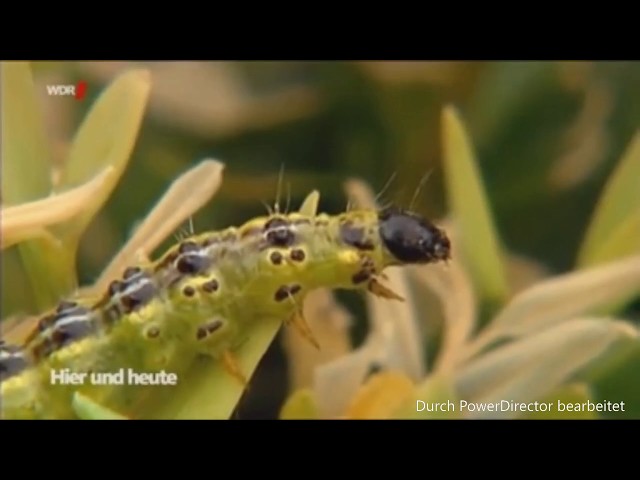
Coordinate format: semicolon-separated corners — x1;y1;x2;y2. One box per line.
2;61;639;419
2;63;149;312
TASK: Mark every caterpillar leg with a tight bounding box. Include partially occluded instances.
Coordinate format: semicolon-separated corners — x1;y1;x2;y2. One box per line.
221;350;249;387
368;277;405;302
286;308;320;350
352;254;404;302
192;317;249;387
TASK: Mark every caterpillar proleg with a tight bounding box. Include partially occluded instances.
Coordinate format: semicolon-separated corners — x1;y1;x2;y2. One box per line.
1;171;451;419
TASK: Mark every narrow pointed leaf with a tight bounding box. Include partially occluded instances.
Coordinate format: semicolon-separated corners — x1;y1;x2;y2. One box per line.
580;213;640;267
2;61;73;309
464;255;640;359
456;318;637;419
442;106;509;303
2;167;113;250
92;160;224;294
55;69;151;242
578;132;640;267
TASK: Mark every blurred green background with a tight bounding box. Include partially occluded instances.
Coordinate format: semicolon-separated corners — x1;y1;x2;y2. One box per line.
3;61;639;418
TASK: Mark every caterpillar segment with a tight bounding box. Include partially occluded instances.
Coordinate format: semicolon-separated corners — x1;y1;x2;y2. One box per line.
1;203;450;419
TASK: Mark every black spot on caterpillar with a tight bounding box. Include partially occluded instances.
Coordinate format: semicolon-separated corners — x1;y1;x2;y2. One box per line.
263;217;296;248
201;279;219;293
274;284;302;302
0;343;29;383
196;320;223;340
270;251;284;265
340;221;375;251
290;249;306;262
0;199;450;419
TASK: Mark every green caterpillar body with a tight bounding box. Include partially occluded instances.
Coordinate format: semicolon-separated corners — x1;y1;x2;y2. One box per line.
0;206;450;419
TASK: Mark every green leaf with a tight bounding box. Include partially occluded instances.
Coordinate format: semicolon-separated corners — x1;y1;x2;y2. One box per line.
590;213;640;266
578;132;640;267
1;61;51;204
55;69;151;243
581;335;640;386
441;106;509;303
592;344;640;419
2;61;74;309
19;240;77;311
148;317;282;419
280;389;320;419
393;373;460;419
72;392;128;420
522;384;598;419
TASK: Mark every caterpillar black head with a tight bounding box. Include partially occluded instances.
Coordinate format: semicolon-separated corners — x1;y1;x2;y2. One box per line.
378;206;450;265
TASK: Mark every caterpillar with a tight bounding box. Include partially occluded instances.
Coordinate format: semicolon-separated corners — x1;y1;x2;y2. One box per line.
0;179;451;419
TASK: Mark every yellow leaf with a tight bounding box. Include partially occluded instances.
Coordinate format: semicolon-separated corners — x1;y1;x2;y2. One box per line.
1;167;114;250
280;389;320;419
146;317;281;419
345;372;415;419
56;69;151;242
393;372;460;419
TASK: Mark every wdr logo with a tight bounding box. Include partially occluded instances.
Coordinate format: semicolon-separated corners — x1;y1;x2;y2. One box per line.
46;81;87;100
